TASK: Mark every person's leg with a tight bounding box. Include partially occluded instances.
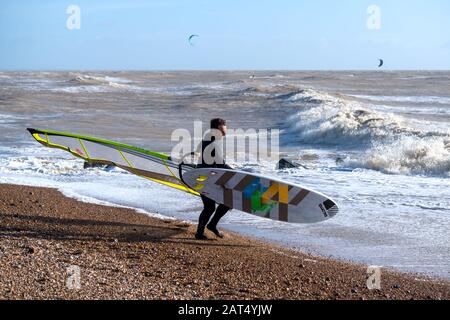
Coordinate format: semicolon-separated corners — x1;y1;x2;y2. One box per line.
196;195;216;239
206;204;230;238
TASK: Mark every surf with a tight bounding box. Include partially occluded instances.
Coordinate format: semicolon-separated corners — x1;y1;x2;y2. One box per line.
281;88;450;177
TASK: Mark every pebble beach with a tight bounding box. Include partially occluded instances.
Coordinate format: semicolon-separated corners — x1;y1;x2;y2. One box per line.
0;183;448;300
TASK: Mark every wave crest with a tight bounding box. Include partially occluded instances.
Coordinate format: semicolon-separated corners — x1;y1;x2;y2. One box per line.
283;88;450;176
67;74;131;89
284;89;414;146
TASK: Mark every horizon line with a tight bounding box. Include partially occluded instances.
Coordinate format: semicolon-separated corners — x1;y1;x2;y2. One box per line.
1;69;450;72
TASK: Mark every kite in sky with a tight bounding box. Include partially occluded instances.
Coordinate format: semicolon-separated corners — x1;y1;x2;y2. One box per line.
188;34;199;46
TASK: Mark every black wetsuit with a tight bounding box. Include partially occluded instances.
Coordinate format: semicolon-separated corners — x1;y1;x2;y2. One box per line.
196;136;231;237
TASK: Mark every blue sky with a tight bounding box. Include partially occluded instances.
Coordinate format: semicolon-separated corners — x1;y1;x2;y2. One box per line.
0;0;449;70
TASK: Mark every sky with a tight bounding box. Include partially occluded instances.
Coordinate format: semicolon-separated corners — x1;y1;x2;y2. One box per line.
0;0;449;70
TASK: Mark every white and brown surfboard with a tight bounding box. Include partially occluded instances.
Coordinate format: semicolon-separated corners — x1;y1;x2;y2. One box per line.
182;168;339;224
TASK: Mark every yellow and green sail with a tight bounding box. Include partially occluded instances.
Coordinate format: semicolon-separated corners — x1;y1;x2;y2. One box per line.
27;128;198;196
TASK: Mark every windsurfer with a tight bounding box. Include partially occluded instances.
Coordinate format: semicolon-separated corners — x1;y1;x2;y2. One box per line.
195;118;232;240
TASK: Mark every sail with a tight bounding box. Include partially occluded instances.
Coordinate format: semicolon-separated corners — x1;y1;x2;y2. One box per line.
27;128;198;195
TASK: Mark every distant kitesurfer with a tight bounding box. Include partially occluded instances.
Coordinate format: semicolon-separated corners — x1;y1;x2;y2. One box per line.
195;118;231;240
188;34;199;46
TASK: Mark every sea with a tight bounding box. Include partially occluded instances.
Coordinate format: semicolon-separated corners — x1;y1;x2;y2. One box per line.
0;71;449;279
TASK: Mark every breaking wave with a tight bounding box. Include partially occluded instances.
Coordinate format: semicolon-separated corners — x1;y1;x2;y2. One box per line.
283;88;450;176
62;74;137;92
349;136;450;177
349;94;450;105
283;89;418;145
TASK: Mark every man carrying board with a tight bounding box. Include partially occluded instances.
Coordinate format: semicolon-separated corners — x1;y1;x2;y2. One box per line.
195;118;232;240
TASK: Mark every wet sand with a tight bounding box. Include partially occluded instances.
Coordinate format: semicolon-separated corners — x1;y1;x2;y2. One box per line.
0;183;448;300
